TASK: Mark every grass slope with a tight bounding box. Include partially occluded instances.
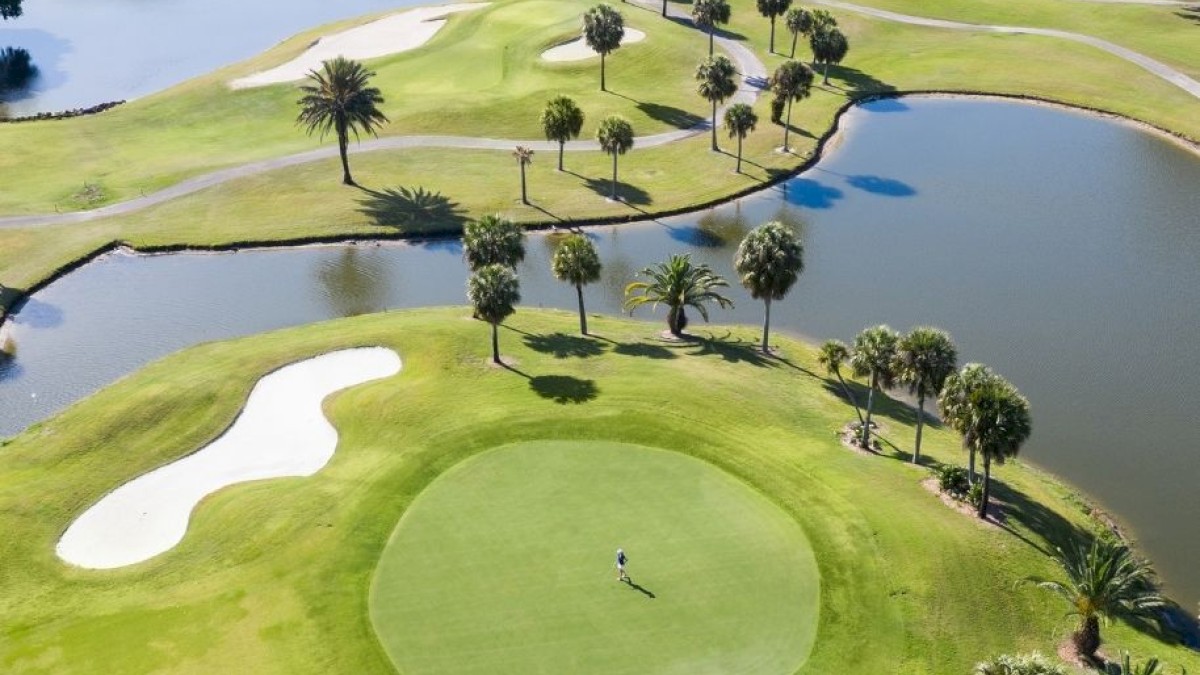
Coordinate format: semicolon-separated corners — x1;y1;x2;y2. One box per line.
0;308;1195;673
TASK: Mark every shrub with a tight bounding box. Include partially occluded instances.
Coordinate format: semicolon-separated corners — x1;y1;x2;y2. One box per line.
975;651;1066;674
967;482;985;509
935;465;970;498
0;46;37;90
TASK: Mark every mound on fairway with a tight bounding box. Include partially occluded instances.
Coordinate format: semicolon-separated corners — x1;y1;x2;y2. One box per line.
370;440;819;674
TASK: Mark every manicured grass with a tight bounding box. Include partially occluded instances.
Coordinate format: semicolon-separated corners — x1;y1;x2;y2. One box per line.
370;440;819;674
0;308;1196;673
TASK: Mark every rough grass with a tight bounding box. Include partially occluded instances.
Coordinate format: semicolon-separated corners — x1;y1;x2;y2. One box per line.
0;308;1195;673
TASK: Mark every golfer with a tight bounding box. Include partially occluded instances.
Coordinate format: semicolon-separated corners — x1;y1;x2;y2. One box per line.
616;548;629;581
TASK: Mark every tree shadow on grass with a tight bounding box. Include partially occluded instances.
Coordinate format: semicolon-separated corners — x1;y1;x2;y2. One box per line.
988;477;1092;556
1175;6;1200;25
356;186;467;233
613;341;679;359
636;101;705;129
581;176;652;206
529;375;599;404
686;332;775;367
824;65;897;96
522;332;607;359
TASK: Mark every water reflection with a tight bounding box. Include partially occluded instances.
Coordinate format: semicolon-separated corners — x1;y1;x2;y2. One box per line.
315;247;392;318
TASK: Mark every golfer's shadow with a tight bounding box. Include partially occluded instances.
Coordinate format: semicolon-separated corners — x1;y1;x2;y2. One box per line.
624;578;656;599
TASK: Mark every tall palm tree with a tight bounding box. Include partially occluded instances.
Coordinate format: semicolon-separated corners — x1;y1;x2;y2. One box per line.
695;55;739;151
757;0;792;54
962;378;1031;519
551;233;603;335
810;26;849;84
785;7;813;59
540;95;585;171
724;103;758;173
769;60;814;152
467;264;521;365
513;146;534;205
692;0;732;56
895;327;958;465
462;214;526;271
817;340;864;425
583;4;625;91
850;325;899;450
1027;538;1168;661
734;221;803;352
296;57;388;186
624;254;733;336
597;115;635;200
938;363;1000;483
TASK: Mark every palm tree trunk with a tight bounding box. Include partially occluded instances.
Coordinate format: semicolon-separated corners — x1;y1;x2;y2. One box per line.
661;0;667;16
736;135;743;173
600;53;607;91
558;140;565;171
977;454;991;519
610;152;619;199
668;305;684;336
519;163;528;204
708;27;715;56
790;31;798;59
711;99;718;151
783;98;794;151
836;370;865;426
862;371;876;449
491;322;500;364
913;393;925;464
823;61;830;85
1074;615;1101;660
576;283;588;335
967;445;977;484
337;124;354;186
761;297;771;353
769;16;777;53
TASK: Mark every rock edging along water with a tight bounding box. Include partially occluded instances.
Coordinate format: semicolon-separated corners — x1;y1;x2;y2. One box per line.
56;347;402;569
0;100;125;124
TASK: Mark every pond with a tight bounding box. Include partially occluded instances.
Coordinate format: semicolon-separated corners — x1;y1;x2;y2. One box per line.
2;97;1199;609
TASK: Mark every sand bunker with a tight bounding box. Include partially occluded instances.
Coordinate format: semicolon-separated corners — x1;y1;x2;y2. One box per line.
231;4;488;89
56;347;402;569
541;27;647;62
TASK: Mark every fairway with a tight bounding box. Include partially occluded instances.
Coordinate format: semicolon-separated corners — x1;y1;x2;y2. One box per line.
370;440;820;674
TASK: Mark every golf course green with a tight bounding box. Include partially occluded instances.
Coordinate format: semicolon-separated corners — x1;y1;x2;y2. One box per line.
371;440;819;674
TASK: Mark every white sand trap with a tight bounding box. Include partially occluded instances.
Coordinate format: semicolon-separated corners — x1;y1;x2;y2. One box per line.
231;3;488;89
541;27;647;62
56;347;402;569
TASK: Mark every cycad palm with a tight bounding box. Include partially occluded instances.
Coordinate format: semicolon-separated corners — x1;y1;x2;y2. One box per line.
895;327;957;464
551;234;603;335
695;55;739;151
1028;538;1167;661
296;56;388;186
462;214;526;271
624;254;733;336
692;0;732;56
734;221;803;352
818;339;864;425
850;325;899;450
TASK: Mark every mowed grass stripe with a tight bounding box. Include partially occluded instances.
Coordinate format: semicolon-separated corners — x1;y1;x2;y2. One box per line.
370;440;819;675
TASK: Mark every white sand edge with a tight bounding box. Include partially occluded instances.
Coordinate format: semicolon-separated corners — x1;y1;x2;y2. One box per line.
230;3;488;89
56;347;402;569
541;27;647;62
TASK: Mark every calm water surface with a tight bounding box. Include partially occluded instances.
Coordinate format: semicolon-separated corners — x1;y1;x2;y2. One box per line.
0;0;425;115
3;98;1199;608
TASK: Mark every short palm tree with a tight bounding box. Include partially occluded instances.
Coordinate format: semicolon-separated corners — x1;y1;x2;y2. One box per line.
551;233;603;335
810;26;849;84
784;7;813;58
695;55;739;151
724;103;758;173
692;0;732;56
513;146;534;205
734;221;803;352
462;214;526;271
1027;538;1168;661
769;60;814;152
939;363;1000;483
974;652;1066;675
596;115;635;200
583;4;625;91
895;327;958;464
624;254;733;336
467;264;520;365
817;339;864;425
962;378;1031;519
540;95;585;171
756;0;792;54
850;325;900;450
296;56;389;186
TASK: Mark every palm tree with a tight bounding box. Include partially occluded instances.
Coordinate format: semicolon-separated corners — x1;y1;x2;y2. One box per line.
895;327;958;465
624;254;733;337
467;264;521;365
513;146;534;205
551;233;603;335
817;339;864;425
962;377;1031;519
724;103;758;173
785;7;813;59
660;0;668;17
734;221;803;352
695;55;739;151
583;4;625;92
810;26;849;84
597;115;635;200
692;0;732;56
769;60;814;152
296;57;389;186
757;0;793;54
1027;538;1168;661
540;96;585;171
850;325;899;450
462;214;526;271
939;363;1000;483
974;652;1066;675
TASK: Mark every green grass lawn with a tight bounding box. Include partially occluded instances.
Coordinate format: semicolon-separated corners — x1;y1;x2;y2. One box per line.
370;440;819;674
0;308;1196;673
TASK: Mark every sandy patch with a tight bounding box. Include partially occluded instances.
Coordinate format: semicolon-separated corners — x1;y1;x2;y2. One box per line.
56;347;401;569
231;4;488;89
541;28;647;62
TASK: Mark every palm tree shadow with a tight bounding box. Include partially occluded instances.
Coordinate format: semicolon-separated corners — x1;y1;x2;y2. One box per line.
636;101;705;129
1174;6;1200;25
989;478;1091;556
613;341;679;359
581;177;652;205
687;332;775;367
823;65;897;95
624;577;656;598
521;333;608;359
529;375;599;404
356;186;467;233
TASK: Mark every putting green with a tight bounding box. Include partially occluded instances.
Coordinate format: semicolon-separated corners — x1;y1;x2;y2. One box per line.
369;440;819;674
